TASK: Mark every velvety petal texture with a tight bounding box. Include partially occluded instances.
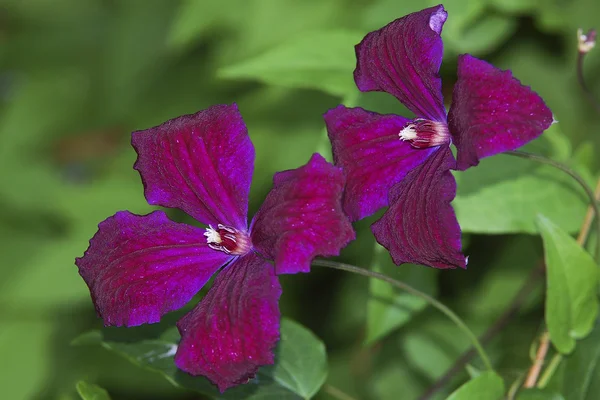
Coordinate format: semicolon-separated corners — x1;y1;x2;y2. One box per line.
132;104;254;230
371;147;466;269
354;5;448;122
251;153;355;275
175;253;281;392
448;55;554;170
76;211;231;327
325;105;437;221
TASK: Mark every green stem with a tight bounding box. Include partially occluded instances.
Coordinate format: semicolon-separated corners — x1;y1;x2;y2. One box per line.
537;353;563;389
311;259;494;372
505;150;600;261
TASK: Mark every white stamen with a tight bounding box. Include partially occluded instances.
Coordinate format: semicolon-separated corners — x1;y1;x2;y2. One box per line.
399;125;417;141
204;225;222;244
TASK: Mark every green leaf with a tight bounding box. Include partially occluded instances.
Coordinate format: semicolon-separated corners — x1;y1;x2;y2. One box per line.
562;322;600;400
537;215;600;354
76;381;111;400
73;318;326;399
465;364;482;379
218;30;363;97
366;243;438;345
445;371;505;400
517;388;565;400
454;153;587;234
266;319;328;399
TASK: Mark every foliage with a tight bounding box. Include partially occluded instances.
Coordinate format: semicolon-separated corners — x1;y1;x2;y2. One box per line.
1;0;599;399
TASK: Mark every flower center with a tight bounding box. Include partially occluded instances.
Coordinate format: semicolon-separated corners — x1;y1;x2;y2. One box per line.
204;224;252;256
399;119;451;149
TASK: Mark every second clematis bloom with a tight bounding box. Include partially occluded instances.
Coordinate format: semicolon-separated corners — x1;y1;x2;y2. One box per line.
324;5;553;269
76;104;355;392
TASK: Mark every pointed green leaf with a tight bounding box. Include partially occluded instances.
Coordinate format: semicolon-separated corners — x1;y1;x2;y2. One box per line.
465;364;482;379
76;381;111;400
366;243;438;345
537;215;599;354
266;319;328;399
445;371;505;400
218;30;363;97
454;153;587;234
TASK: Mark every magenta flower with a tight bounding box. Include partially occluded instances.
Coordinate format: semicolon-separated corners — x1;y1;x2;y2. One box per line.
324;5;553;269
75;104;354;392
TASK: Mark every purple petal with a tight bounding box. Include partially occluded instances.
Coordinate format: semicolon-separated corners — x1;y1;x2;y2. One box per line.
75;211;231;327
175;253;281;392
371;146;466;269
250;153;355;275
448;55;554;170
132;104;254;230
325;105;437;221
354;5;448;122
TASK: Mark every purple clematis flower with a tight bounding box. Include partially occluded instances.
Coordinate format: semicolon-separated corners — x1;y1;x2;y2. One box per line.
75;104;354;392
324;5;553;269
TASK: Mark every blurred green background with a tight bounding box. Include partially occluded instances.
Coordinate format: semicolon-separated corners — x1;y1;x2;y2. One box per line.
1;0;599;399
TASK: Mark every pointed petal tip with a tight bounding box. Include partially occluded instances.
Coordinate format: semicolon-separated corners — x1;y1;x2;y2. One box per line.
429;5;447;34
353;6;447;121
371;147;466;270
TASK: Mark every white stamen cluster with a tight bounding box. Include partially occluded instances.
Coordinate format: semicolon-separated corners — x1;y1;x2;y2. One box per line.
204;225;222;244
399;125;418;141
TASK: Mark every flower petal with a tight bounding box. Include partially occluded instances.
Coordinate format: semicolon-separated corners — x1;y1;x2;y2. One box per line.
448;54;554;170
175;253;281;392
250;153;355;275
132;104;254;230
371;146;466;269
354;5;448;122
75;210;232;327
324;105;437;221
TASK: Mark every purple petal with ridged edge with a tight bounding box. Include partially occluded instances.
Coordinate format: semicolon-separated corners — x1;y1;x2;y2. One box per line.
325;105;438;221
448;54;554;170
132;104;254;230
372;146;466;269
175;253;281;393
250;153;355;275
354;5;448;122
75;210;232;327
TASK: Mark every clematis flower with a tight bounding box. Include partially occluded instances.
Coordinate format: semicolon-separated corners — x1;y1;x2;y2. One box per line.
324;5;553;269
75;104;354;392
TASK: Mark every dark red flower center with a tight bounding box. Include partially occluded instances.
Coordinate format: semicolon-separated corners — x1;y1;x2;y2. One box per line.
399;119;451;149
204;224;252;256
